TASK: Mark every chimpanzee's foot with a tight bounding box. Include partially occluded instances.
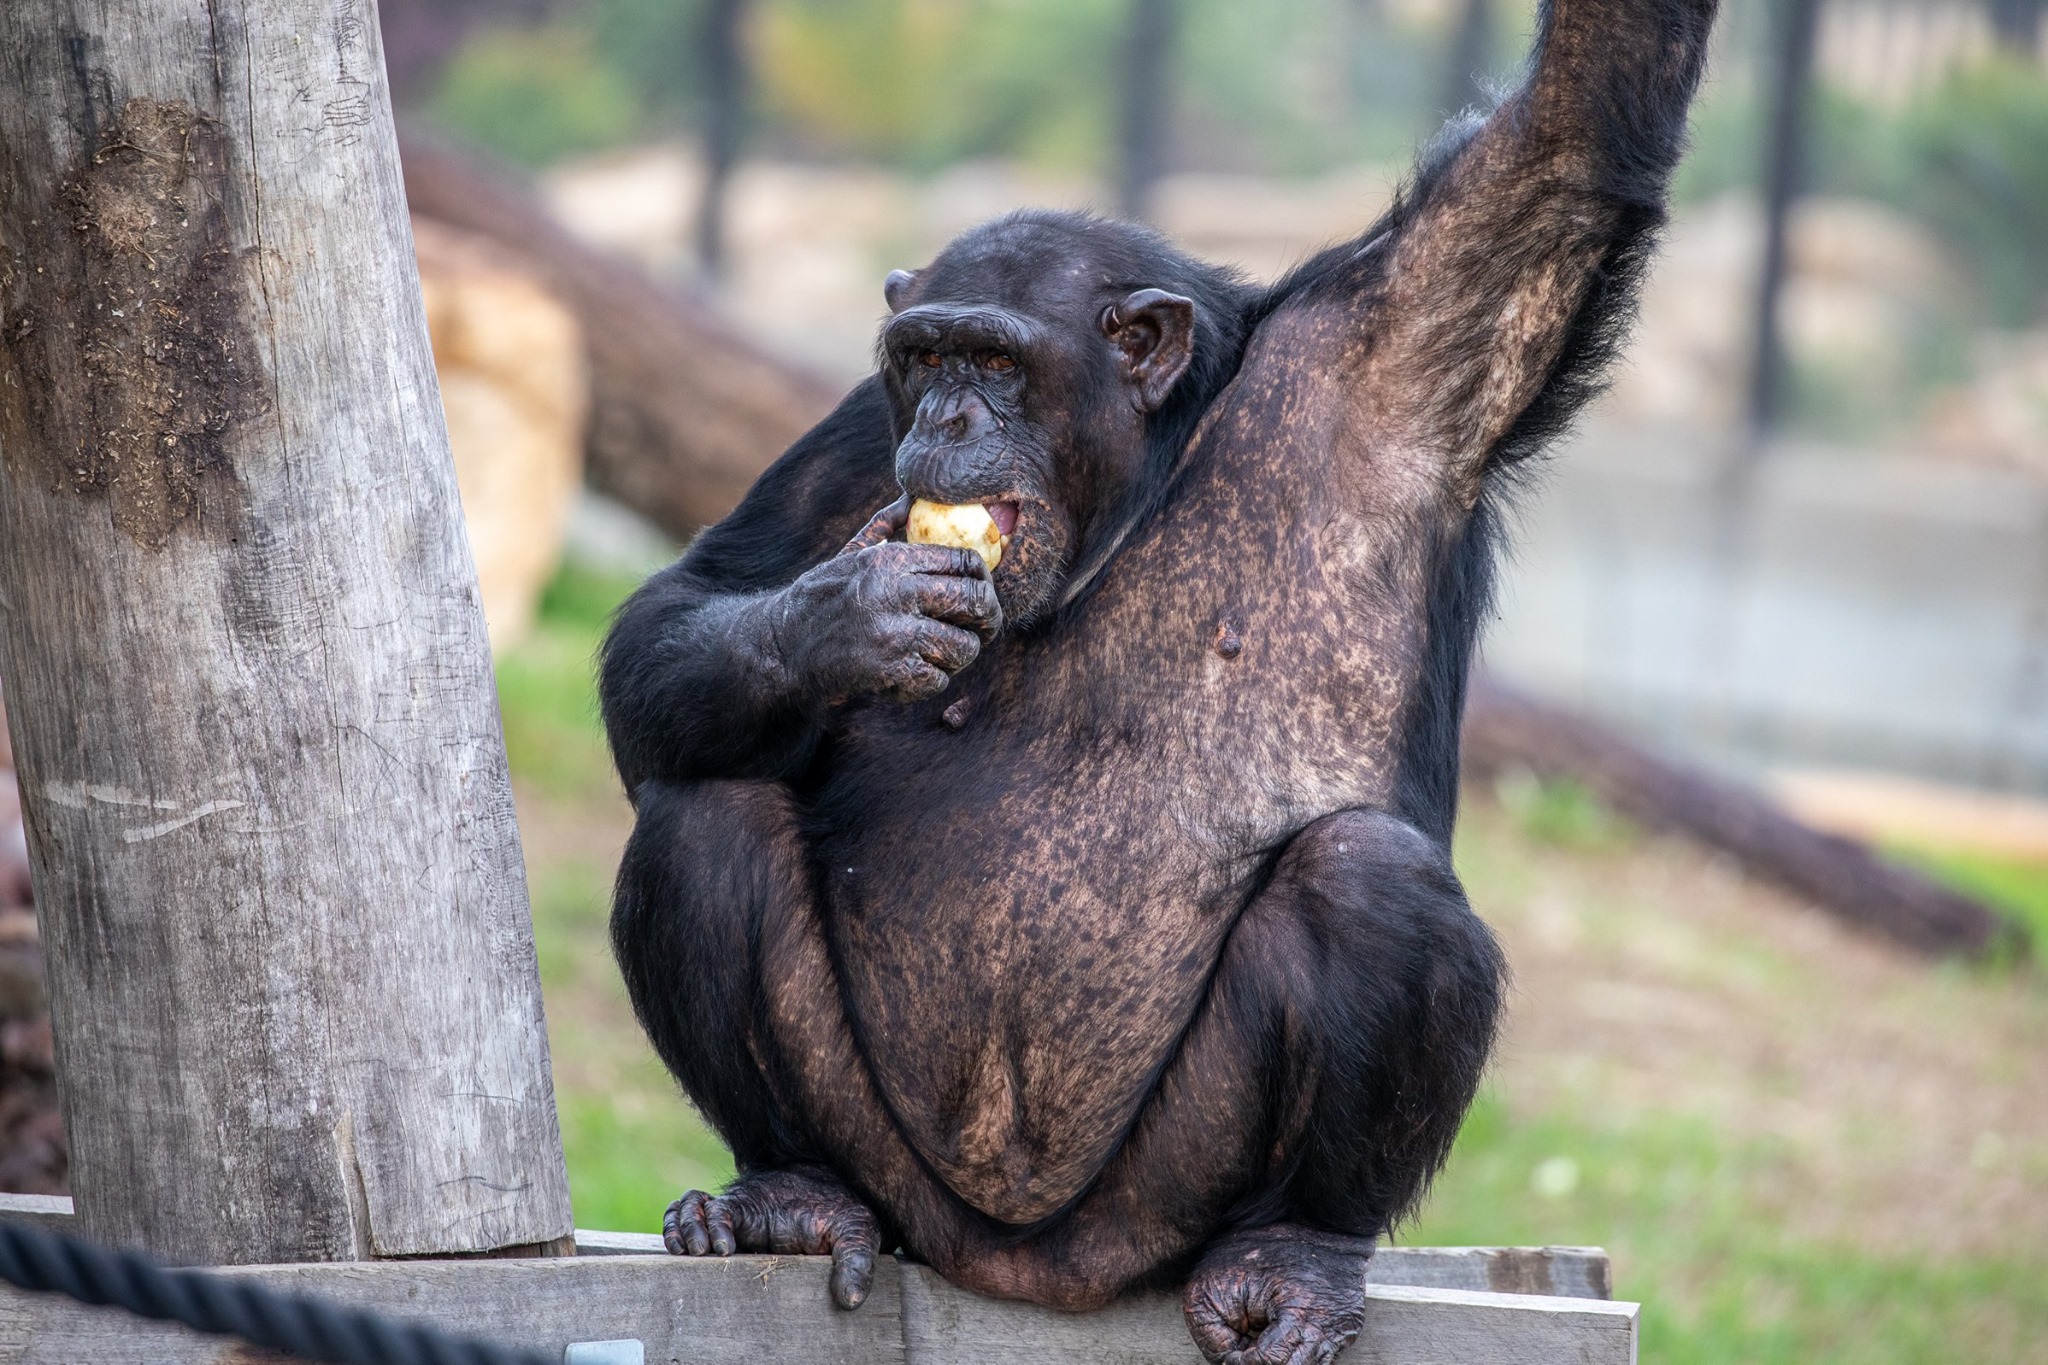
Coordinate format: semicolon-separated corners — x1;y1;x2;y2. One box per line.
1182;1224;1374;1365
663;1167;883;1309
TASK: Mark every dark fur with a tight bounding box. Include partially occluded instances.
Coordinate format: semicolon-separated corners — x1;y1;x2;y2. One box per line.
604;0;1716;1358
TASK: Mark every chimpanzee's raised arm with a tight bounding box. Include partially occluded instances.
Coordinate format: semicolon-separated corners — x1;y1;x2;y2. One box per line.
1269;0;1717;491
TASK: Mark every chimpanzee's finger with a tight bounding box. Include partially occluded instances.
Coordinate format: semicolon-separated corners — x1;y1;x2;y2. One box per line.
841;495;912;554
909;620;982;676
866;541;986;580
908;572;1002;640
882;658;952;703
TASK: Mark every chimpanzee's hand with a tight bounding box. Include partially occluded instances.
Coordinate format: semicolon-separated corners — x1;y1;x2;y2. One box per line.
768;497;1003;704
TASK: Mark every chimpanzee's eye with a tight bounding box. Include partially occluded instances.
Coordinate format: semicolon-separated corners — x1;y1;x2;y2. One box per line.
918;351;943;369
983;352;1016;373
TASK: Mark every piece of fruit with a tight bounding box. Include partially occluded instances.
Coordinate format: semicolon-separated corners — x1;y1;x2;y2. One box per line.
906;499;1004;571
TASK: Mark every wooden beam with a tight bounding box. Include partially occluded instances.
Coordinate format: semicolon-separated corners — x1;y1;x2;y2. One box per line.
0;1;571;1264
0;1203;1616;1304
0;1253;1639;1364
572;1228;1613;1299
0;1198;69;1238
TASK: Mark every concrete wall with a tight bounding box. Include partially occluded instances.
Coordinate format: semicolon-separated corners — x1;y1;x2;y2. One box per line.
1484;425;2048;794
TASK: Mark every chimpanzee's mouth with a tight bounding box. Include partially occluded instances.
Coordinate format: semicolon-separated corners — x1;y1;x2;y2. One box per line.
985;501;1020;537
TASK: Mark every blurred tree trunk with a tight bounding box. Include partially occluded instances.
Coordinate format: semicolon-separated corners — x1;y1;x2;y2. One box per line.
695;0;750;280
377;0;550;102
1987;0;2045;52
1439;0;1493;117
399;132;839;537
1744;0;1822;441
1117;0;1180;221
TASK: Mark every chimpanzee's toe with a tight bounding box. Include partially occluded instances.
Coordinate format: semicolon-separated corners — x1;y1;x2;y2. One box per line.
661;1167;882;1310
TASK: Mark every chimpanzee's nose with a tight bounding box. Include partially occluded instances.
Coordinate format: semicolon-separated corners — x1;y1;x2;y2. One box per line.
915;388;995;447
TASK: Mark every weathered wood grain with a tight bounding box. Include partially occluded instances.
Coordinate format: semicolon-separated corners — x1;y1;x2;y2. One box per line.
897;1264;1637;1365
0;1;572;1263
570;1228;1613;1299
0;1254;1638;1364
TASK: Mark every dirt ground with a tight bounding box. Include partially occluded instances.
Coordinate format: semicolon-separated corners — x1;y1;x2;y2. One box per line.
1457;796;2048;1262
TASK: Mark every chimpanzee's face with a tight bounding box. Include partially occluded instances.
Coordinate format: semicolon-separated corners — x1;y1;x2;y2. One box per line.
879;236;1193;629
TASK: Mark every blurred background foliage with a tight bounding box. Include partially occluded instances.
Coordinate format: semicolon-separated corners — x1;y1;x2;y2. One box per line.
420;0;2048;339
1677;55;2048;325
426;0;1466;172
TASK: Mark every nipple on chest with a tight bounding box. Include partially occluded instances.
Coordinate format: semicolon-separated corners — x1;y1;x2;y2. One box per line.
1212;616;1244;659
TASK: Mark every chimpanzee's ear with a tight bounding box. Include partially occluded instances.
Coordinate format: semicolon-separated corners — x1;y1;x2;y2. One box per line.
884;269;919;313
1100;289;1195;413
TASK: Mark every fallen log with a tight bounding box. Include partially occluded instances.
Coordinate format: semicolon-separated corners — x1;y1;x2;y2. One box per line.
398;131;839;539
1462;676;2025;959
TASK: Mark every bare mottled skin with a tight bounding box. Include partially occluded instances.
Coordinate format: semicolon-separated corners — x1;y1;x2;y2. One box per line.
603;0;1717;1358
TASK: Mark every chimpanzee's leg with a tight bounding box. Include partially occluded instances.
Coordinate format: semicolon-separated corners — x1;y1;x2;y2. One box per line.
1177;808;1504;1365
611;779;884;1309
937;807;1504;1357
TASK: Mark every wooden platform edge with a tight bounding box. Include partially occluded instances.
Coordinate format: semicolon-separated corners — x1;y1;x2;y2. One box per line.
0;1198;1634;1363
574;1228;1614;1297
0;1255;1638;1365
0;1199;1611;1301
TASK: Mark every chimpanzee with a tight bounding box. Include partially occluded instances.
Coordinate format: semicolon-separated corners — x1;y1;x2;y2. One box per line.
602;0;1716;1356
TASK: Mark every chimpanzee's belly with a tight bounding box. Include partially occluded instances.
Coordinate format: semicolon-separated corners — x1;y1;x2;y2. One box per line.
808;727;1227;1222
801;602;1402;1225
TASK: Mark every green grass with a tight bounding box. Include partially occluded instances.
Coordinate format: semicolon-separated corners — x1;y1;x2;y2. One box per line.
494;562;640;801
1410;1094;2048;1364
1890;844;2048;953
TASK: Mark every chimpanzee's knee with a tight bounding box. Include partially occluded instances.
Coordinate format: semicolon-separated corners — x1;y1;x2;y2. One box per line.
612;779;810;1167
1255;809;1505;1236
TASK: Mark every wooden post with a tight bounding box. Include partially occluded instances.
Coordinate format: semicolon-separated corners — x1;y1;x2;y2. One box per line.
0;0;574;1265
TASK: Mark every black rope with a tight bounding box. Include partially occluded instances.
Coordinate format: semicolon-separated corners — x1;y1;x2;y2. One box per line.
0;1217;554;1365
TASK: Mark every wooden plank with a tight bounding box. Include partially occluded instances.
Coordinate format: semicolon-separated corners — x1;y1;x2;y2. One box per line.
899;1264;1636;1365
0;1209;1611;1304
1374;1244;1612;1300
0;1255;1637;1365
570;1229;1613;1300
0;1;571;1264
0;1256;903;1365
0;1199;69;1238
